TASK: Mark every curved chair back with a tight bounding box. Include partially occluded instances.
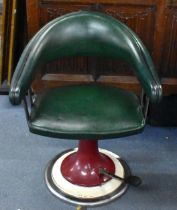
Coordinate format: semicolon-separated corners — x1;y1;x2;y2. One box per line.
9;11;162;105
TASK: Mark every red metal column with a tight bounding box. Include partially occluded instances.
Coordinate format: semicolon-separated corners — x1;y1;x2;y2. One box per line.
61;140;115;186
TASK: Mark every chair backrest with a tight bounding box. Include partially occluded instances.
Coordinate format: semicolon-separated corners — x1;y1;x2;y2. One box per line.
9;11;162;105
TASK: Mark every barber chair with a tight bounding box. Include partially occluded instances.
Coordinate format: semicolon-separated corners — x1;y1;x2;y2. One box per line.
9;11;162;209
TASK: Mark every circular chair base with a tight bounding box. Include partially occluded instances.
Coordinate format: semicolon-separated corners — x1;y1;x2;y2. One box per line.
45;148;131;207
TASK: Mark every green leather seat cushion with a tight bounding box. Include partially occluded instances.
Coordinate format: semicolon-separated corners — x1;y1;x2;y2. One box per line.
29;84;145;139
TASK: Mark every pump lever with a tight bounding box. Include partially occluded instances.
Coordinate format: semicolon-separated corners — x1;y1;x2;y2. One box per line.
99;168;142;187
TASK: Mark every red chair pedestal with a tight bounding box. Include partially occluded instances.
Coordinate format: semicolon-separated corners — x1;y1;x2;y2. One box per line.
61;140;115;187
45;141;130;206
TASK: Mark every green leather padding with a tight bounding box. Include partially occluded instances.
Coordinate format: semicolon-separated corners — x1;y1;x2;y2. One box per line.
9;11;162;105
29;84;145;139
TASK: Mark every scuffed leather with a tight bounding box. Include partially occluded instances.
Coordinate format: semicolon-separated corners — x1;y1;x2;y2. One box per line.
9;11;162;105
29;84;145;139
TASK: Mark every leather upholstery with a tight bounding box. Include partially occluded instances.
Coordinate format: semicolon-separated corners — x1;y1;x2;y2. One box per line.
9;11;162;140
29;84;145;139
9;11;162;105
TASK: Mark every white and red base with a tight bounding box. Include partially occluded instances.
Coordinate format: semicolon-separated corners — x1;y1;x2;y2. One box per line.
45;144;130;207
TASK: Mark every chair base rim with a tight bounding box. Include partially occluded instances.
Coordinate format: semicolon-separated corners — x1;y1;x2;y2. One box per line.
45;148;131;207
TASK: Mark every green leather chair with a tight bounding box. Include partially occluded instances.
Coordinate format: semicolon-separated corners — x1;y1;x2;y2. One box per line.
9;11;162;209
